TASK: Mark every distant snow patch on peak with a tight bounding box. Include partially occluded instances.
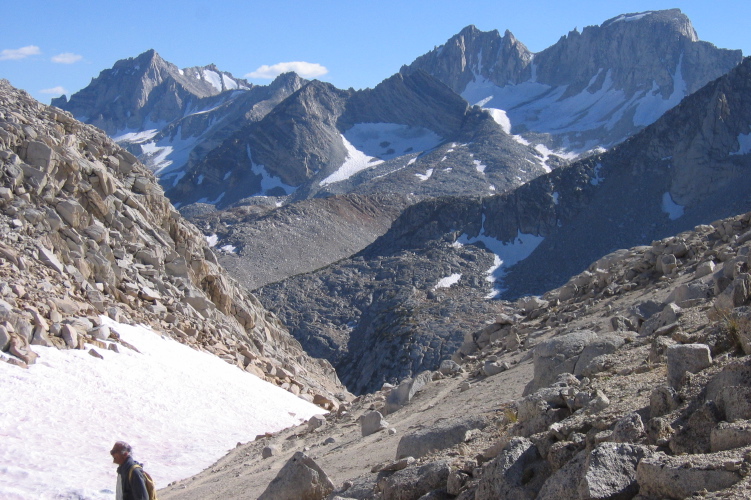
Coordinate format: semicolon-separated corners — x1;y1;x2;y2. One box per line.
206;233;219;247
343;123;442;161
662;192;684;220
608;11;654;24
473;159;486;173
202;69;223;91
221;74;238;90
731;133;751;156
319;135;384;186
415;168;434;181
247;146;297;195
458;215;545;297
486;108;511;135
434;273;462;290
633;53;686;126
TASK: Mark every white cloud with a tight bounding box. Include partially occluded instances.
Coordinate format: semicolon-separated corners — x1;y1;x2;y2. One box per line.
245;61;328;79
40;86;67;96
0;45;41;61
51;52;82;64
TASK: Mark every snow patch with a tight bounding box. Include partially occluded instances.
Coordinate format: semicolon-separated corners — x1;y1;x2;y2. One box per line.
219;244;237;253
202;69;223;91
473;159;486;174
248;147;297;195
343;123;442;161
434;273;462;289
458;216;545;297
662;192;684;220
0;318;322;499
320;135;384;186
206;234;218;247
731;133;751;156
415;168;434;181
486;108;512;135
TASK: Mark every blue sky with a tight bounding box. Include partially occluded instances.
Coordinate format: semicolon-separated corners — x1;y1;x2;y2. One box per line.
2;1;749;103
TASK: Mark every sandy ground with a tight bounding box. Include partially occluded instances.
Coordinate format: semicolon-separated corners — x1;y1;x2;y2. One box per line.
159;350;533;499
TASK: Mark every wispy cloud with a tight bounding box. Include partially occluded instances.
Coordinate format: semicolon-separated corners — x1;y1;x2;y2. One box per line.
246;61;328;79
0;45;41;61
40;86;67;96
51;52;82;64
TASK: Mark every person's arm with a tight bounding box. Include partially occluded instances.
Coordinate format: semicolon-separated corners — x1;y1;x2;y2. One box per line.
128;465;149;500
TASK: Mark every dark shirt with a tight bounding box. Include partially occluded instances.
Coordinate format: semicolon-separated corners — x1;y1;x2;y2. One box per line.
117;456;149;500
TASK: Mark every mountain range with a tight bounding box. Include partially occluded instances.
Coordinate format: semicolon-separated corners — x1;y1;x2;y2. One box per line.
5;7;751;499
47;8;751;394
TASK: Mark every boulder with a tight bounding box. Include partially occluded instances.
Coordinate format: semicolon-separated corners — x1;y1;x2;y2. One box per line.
636;449;745;499
611;413;645;443
438;359;462;376
475;437;551;500
384;371;432;414
258;451;334;500
395;416;486;460
573;334;624;377
525;330;598;395
482;360;509;376
715;385;751;421
578;443;651;499
537;450;588;500
666;343;712;389
380;460;450;500
360;411;389;437
307;415;326;432
711;421;751;452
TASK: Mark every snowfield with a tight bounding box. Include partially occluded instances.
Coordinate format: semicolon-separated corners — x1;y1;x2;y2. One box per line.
0;318;323;500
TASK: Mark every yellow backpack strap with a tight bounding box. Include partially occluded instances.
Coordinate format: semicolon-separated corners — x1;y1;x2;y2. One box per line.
128;463;142;481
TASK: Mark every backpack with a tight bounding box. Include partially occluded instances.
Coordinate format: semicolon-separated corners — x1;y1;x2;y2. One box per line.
128;463;159;500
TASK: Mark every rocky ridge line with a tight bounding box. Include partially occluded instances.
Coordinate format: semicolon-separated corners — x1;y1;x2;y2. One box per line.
0;79;348;403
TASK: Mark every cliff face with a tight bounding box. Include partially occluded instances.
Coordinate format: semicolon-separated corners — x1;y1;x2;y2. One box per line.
0;79;348;401
402;10;743;151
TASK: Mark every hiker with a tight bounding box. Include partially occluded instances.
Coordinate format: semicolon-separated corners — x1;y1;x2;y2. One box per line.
110;441;149;500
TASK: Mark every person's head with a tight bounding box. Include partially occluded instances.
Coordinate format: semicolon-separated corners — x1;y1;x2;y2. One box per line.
110;441;131;465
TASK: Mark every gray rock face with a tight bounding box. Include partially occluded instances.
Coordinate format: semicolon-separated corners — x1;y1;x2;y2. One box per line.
525;330;599;394
578;443;651;500
379;460;450;500
395;416;486;460
402;9;741;151
666;343;712;389
636;449;745;499
258;452;334;500
475;437;551;500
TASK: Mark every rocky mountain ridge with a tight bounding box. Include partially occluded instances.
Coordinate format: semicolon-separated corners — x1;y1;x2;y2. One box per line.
0;79;348;403
402;9;742;151
161;202;751;500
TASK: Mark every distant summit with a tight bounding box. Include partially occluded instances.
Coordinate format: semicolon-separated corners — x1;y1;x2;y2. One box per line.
52;49;251;135
402;9;742;151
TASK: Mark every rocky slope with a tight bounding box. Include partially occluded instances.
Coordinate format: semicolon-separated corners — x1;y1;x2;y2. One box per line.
402;9;742;152
254;55;751;395
160;205;751;500
183;193;416;290
0;79;348;402
166;70;548;208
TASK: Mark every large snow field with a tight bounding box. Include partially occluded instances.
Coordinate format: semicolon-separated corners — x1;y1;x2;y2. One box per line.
0;318;323;499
